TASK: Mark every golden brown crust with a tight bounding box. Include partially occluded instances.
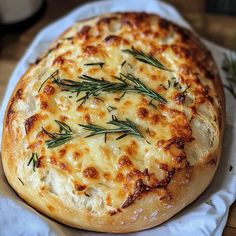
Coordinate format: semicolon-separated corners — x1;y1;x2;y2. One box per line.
1;12;225;233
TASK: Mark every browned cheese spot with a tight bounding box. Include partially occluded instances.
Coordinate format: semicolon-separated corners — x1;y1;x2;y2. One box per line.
115;172;124;182
118;155;132;166
47;205;55;212
207;158;217;165
73;152;82;160
97;16;118;26
109;209;122;216
50;157;57;165
103;35;129;46
150;114;159;125
75;183;87;191
122;179;152;208
43;85;55;95
146;128;156;137
83;45;99;57
6;89;23;126
83;167;98;179
77;25;91;39
125;140;138;156
60;115;68;122
59;149;66;157
126;169;142;181
53;55;65;65
36;130;46;139
164;137;185;150
36;156;44;168
137;107;149;119
103;172;111;180
25;114;39;134
40;101;48;110
59;162;68;171
106;194;111;206
174;93;185;104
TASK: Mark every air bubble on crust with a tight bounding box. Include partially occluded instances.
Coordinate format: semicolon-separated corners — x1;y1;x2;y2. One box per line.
150;211;159;221
159;34;175;44
198;101;216;120
166;204;173;209
185;95;194;106
151;211;158;217
110;21;121;33
185;114;218;165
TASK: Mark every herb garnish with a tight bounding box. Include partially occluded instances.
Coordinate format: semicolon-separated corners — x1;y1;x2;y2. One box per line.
84;62;105;68
122;47;172;72
27;153;39;171
18;177;24;185
42;117;146;148
42;120;74;148
121;60;126;67
119;73;167;103
161;77;189;95
38;69;59;93
107;106;117;112
167;77;182;90
53;73;166;106
222;53;236;100
79;115;144;141
53;74;128;107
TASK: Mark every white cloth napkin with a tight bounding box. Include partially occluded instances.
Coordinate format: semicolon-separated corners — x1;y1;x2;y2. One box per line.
0;0;235;235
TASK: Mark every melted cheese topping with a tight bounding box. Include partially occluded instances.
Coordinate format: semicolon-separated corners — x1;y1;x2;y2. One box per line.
7;13;221;215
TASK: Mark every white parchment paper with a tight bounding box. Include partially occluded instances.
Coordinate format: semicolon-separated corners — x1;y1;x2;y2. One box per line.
0;0;235;235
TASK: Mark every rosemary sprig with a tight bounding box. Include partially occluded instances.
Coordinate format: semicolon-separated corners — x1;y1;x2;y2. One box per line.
42;120;74;148
53;73;167;106
222;53;236;100
53;74;128;107
79;115;144;140
122;47;172;72
84;62;105;68
42;117;146;148
38;69;59;93
27;153;39;171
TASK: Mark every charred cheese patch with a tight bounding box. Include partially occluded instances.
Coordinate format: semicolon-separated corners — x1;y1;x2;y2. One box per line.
3;12;223;224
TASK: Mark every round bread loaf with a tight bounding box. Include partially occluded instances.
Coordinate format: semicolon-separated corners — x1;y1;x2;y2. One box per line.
1;12;225;233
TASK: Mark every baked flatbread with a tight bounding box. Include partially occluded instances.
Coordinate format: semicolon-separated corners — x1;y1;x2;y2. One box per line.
2;12;225;233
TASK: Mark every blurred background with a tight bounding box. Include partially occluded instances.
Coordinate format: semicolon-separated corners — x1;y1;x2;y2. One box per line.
2;0;235;96
1;0;235;89
0;0;235;235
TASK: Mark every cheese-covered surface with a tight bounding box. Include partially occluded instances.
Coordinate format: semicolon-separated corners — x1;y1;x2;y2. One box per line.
2;12;225;233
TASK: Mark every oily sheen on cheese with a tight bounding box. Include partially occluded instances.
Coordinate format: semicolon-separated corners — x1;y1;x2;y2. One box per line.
2;12;225;233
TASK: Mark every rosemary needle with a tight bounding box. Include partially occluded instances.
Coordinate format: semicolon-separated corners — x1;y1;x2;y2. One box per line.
27;153;39;171
84;62;105;68
42;120;74;148
38;69;59;93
